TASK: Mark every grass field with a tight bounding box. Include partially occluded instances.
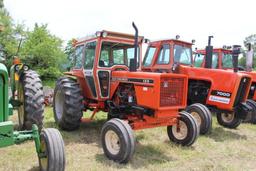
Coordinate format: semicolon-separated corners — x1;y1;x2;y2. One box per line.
1;107;256;171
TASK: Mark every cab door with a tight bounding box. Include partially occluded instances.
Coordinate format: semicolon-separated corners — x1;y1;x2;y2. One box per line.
83;41;97;98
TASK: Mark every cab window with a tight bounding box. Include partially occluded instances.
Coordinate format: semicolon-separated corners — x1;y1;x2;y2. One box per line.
143;47;156;66
157;44;170;64
84;41;97;69
222;53;233;68
74;45;84;68
174;45;192;65
212;53;218;69
99;42;139;67
194;53;204;67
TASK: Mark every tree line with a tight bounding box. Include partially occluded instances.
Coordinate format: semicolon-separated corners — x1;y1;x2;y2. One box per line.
0;0;256;81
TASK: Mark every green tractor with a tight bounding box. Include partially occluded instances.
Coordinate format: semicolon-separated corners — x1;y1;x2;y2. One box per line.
0;29;65;170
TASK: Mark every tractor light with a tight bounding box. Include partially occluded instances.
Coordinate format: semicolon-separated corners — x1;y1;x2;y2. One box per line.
192;39;196;44
15;65;20;71
102;31;108;37
143;38;150;43
176;35;180;40
95;31;102;37
23;65;29;71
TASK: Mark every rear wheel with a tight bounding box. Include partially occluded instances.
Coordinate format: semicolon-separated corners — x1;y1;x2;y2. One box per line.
39;128;65;171
217;112;241;129
101;118;135;163
53;77;83;131
18;70;44;130
167;111;199;146
185;103;212;134
245;99;256;124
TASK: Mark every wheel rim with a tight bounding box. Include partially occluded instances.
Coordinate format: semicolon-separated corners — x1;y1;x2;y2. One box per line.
221;112;234;123
55;89;64;120
172;120;188;140
190;111;202;128
17;84;25;127
39;136;48;170
105;130;120;155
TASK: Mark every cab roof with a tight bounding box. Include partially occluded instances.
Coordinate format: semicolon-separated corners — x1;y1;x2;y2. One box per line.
73;30;144;46
149;39;193;46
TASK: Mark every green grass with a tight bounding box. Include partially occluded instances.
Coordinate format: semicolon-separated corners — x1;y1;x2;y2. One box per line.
1;108;256;171
42;79;56;88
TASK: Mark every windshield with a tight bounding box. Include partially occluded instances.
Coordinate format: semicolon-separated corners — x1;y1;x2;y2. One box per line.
194;53;204;67
174;45;192;65
143;46;156;66
99;41;139;67
222;53;233;68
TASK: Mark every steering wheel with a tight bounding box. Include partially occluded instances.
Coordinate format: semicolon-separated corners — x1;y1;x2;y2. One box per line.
112;65;129;71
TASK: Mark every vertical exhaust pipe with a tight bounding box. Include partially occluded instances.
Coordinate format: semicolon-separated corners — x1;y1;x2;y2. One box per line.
205;36;214;68
232;45;241;73
246;43;253;72
130;22;138;72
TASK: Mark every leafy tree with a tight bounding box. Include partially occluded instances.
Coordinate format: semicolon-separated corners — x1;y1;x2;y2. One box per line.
20;24;66;79
64;39;75;69
0;2;17;67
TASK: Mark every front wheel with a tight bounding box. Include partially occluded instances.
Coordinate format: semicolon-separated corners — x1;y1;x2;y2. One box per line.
39;128;65;171
216;112;241;129
167;111;199;146
101;118;135;163
185;103;212;135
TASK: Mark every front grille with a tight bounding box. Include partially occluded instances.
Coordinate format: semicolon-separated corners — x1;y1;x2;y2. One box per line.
234;77;250;106
160;77;184;107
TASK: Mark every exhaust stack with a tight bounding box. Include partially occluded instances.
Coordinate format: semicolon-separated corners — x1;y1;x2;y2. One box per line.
232;45;241;73
130;22;138;72
246;43;253;72
205;36;214;68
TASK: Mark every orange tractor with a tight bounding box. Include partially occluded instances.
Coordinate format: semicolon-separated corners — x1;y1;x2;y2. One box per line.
141;36;253;130
53;23;199;163
194;42;256;123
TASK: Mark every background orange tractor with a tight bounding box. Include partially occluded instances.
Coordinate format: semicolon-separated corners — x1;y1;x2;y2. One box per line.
53;23;199;163
141;36;253;130
195;43;256;123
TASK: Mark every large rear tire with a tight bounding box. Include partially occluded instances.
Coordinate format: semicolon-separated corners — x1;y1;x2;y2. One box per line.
101;118;135;163
216;111;241;129
53;77;83;131
185;103;212;134
18;70;44;130
167;111;199;146
39;128;65;171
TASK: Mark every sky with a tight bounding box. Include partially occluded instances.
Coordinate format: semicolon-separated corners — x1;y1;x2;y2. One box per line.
4;0;256;49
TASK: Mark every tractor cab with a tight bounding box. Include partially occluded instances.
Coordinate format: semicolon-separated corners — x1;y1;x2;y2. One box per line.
194;48;234;70
67;31;143;100
141;39;193;72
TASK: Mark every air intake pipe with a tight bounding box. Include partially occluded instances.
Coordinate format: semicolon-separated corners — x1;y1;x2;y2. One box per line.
130;22;138;72
232;45;241;73
205;36;214;68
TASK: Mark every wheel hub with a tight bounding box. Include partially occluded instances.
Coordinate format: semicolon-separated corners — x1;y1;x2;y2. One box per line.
105;130;120;155
172;121;188;140
221;112;234;123
55;90;65;120
190;111;202;128
18;85;25;127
